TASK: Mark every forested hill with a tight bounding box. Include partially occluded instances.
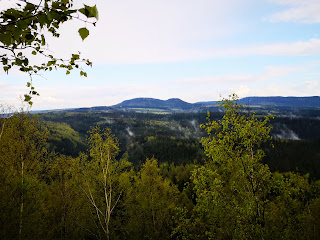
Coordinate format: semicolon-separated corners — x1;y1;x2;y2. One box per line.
115;97;194;110
198;96;320;108
35;96;320;114
111;96;320;111
240;96;320;108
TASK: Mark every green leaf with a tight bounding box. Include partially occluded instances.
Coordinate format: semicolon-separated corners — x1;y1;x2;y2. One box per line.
79;5;99;19
89;5;99;19
46;10;52;21
24;94;32;102
0;33;12;46
32;51;37;55
25;3;36;11
38;15;47;28
25;33;33;40
17;20;28;30
12;28;22;40
80;71;88;77
51;11;61;20
3;66;9;72
23;58;29;66
79;7;89;18
72;54;80;60
78;28;89;40
2;58;8;65
41;34;46;46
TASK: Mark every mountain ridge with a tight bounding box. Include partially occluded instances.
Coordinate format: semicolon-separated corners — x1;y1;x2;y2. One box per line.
196;96;320;107
34;96;320;114
116;96;320;109
115;97;194;110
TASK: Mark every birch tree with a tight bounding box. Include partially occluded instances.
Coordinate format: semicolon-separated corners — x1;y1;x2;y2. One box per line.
82;125;131;240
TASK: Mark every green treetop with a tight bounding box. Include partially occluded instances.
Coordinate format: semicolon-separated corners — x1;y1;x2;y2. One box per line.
192;94;274;239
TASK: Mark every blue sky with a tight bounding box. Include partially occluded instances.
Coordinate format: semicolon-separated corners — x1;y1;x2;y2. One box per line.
1;0;320;110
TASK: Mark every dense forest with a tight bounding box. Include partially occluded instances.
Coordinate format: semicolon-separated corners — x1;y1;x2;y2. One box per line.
1;97;320;240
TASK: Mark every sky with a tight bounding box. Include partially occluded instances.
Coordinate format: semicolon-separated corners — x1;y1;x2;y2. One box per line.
1;0;320;110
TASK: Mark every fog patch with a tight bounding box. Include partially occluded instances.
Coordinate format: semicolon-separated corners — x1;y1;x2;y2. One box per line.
274;124;300;140
169;124;184;133
189;119;198;129
98;119;114;125
126;127;134;137
278;113;298;119
189;119;201;136
168;124;191;138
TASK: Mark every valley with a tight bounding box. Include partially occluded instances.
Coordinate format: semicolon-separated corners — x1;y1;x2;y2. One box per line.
38;96;320;179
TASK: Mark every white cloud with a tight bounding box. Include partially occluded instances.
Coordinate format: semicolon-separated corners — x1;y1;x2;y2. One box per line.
0;80;28;108
248;81;320;97
31;82;165;110
300;81;320;95
205;38;320;58
200;81;320;101
235;85;251;97
175;65;302;86
3;0;320;64
43;0;250;63
267;0;320;23
252;38;320;56
170;64;319;102
44;0;320;63
65;35;320;63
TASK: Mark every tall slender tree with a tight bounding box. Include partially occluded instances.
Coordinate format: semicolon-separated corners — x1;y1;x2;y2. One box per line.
82;125;131;240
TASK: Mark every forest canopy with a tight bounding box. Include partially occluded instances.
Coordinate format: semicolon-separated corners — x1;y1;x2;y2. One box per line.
0;96;319;239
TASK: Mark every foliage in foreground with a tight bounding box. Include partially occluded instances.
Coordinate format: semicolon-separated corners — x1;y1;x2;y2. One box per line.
0;96;320;239
0;1;98;104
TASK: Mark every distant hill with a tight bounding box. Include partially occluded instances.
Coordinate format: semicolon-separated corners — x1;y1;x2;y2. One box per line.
197;96;320;108
115;98;194;110
56;96;320;114
238;96;320;108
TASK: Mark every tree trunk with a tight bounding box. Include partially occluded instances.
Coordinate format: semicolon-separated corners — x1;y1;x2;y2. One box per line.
19;153;24;239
